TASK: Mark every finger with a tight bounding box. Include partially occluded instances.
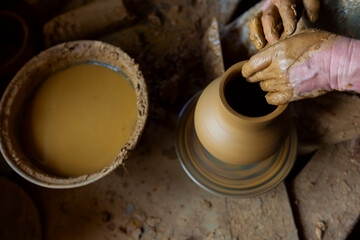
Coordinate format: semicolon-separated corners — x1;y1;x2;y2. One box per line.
261;3;280;44
250;12;267;50
246;62;286;82
265;91;292;105
303;0;320;22
246;71;266;82
242;50;272;78
273;0;297;36
261;0;274;12
259;80;291;92
246;68;283;82
260;78;288;86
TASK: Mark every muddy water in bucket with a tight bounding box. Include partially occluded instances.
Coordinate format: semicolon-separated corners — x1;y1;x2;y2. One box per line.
22;63;138;176
0;41;148;188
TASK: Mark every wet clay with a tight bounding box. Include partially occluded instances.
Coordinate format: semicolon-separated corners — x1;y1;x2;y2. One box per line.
249;12;267;50
242;29;340;105
194;61;290;164
224;73;276;117
23;64;137;177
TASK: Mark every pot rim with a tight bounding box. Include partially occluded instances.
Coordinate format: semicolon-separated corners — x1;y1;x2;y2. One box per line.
219;61;288;123
0;40;148;188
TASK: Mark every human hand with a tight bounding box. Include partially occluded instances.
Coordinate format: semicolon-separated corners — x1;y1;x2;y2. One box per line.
242;29;339;105
249;0;320;50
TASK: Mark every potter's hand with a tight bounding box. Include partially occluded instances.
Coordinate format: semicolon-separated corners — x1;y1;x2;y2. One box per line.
242;29;360;105
249;0;320;49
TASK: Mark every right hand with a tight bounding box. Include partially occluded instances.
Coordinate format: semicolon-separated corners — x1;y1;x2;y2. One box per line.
249;0;320;50
243;29;338;105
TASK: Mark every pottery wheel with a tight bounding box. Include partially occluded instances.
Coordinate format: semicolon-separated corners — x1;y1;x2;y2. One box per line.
0;177;42;240
175;92;298;197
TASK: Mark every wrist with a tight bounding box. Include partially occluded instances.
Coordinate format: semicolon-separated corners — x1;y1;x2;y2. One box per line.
288;36;336;94
288;35;360;94
327;37;360;92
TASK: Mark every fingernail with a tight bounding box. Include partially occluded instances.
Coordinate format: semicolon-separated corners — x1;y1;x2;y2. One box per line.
266;99;278;106
268;92;287;105
241;66;249;78
260;82;267;91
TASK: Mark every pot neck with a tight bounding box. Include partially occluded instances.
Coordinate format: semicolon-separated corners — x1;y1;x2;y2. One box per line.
216;61;288;127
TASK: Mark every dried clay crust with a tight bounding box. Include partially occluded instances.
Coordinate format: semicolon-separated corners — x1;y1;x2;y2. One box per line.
0;40;148;188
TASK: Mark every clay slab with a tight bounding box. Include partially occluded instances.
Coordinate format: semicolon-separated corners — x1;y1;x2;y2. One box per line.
292;138;360;240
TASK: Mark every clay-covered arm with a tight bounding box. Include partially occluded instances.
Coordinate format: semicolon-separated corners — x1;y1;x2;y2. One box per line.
322;36;360;92
250;0;320;49
242;29;360;105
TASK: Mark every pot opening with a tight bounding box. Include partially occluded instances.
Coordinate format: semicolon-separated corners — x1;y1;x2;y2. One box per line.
224;72;276;117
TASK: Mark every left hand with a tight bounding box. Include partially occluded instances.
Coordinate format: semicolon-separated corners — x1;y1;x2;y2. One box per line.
249;0;320;50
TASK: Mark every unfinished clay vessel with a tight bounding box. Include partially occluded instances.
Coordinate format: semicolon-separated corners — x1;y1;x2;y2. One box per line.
0;41;148;188
194;61;290;165
0;10;34;78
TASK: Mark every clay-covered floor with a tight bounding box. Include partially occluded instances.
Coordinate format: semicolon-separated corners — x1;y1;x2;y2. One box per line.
0;0;360;239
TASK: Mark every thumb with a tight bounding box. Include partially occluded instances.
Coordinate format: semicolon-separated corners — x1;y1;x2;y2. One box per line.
265;91;292;105
303;0;320;22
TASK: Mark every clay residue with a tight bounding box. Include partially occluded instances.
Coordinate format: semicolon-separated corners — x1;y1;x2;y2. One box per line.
249;12;266;50
345;83;353;88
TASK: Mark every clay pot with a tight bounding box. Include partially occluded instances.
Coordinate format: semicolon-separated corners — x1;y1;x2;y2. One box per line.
0;41;148;188
0;177;42;240
194;61;290;165
0;10;34;78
